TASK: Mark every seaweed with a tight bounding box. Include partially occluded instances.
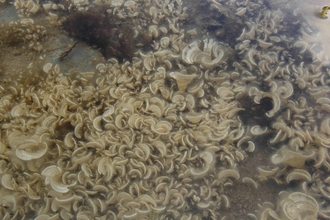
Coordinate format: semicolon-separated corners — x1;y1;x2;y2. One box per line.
182;0;245;48
106;24;136;62
62;7;153;62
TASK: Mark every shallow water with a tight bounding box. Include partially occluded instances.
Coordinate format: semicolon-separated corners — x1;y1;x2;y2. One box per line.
0;0;329;219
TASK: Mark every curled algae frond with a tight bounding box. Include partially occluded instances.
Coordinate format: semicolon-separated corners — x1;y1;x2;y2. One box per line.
169;72;197;92
188;151;215;178
279;192;319;220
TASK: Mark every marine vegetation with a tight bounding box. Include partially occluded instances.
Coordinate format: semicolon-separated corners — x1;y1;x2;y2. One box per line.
62;6;153;62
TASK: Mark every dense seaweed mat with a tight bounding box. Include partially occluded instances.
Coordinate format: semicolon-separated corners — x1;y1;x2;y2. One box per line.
0;0;330;219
